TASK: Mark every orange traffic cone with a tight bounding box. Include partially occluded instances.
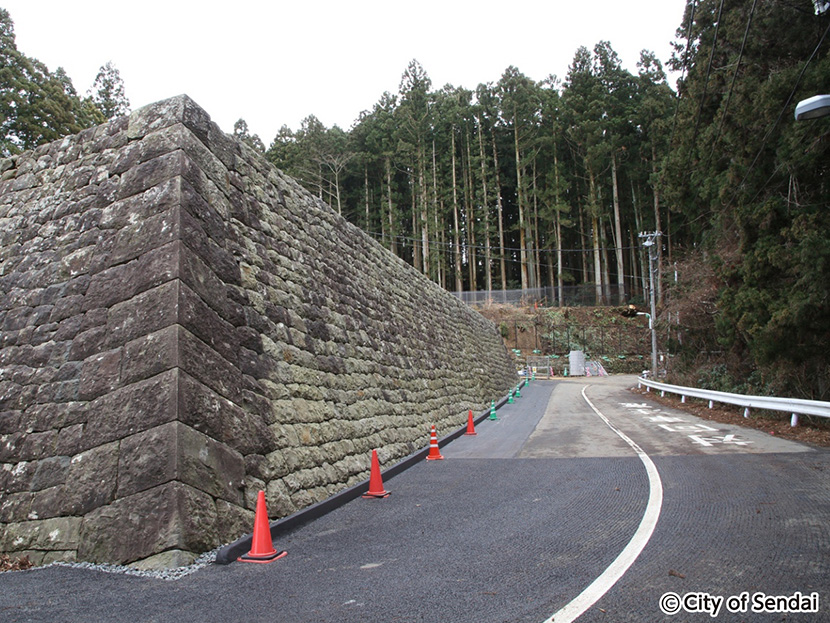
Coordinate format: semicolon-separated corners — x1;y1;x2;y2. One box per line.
238;490;287;564
362;449;390;498
426;424;444;460
464;410;477;436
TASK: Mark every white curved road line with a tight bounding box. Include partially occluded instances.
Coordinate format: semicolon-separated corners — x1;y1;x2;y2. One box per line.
542;386;664;623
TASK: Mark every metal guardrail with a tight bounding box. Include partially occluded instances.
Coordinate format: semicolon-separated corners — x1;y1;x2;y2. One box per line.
637;377;830;427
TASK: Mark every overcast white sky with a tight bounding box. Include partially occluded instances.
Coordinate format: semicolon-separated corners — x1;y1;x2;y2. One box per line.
3;1;687;143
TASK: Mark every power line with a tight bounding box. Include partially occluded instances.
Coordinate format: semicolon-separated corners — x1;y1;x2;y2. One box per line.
703;0;758;171
362;229;643;256
666;0;699;154
728;16;830;207
689;0;727;154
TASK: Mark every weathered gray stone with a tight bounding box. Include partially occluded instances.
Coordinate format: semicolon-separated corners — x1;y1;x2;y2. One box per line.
0;95;515;568
104;280;180;347
100;177;177;229
0;458;36;493
117;150;187;201
30;485;73;520
65;441;120;515
179;242;244;326
126;97;187;141
67;325;107;361
29;455;71;491
177;326;247;404
83;370;178;448
177;370;274;455
116;422;179;499
78;482;217;563
176;423;245;504
121;325;178;385
215;499;254;544
107;212;181;271
1;516;81;552
178;281;238;364
178;201;240;286
179;173;232;247
130;549;197;570
83;239;179;310
0;491;33;522
265;479;296;518
54;422;85;456
40;549;78;565
117;421;243;504
78;348;122;400
6;430;57;461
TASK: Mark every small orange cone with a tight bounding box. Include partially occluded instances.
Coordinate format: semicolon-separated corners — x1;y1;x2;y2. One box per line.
362;449;390;498
238;490;287;564
464;410;477;436
426;424;444;460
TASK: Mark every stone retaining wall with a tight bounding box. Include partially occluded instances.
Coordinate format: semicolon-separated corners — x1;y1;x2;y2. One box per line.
0;95;516;568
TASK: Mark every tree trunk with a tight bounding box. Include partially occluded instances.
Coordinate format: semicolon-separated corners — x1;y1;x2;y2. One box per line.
592;215;603;305
611;153;626;304
380;164;387;247
532;160;541;293
631;178;644;299
601;217;611;304
333;169;342;216
435;203;444;288
439;212;447;289
452;130;463;293
364;163;370;229
411;181;421;272
629;230;640;300
556;208;563;306
578;199;589;283
432;139;442;287
588;166;603;305
574;167;589;284
465;127;478;292
491;133;507;291
418;141;430;278
514;105;528;291
547;251;555;301
385;157;396;255
477;116;493;296
552;136;564;306
651;144;663;306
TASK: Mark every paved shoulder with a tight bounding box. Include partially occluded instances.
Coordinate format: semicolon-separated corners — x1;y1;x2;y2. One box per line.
584;375;813;456
518;380;635;459
442;378;554;458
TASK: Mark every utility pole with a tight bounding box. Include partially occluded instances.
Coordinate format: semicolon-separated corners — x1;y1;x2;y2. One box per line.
639;231;662;376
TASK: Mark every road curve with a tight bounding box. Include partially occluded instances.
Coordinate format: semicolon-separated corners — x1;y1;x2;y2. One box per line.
1;376;827;623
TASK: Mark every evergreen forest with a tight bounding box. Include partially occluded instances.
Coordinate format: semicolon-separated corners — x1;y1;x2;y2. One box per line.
1;2;828;399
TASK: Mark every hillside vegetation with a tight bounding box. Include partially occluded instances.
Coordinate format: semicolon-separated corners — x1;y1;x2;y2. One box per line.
2;3;828;399
477;305;651;375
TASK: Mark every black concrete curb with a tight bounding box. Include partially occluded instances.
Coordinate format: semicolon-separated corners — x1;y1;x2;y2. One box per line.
215;380;525;565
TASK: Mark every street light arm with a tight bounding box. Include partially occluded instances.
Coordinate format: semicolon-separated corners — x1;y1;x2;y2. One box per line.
795;94;830;121
636;311;652;329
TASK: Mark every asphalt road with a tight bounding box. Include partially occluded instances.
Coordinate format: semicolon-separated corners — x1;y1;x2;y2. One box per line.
1;375;827;623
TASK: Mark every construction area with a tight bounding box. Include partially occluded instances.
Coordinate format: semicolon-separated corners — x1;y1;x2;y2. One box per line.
477;304;651;377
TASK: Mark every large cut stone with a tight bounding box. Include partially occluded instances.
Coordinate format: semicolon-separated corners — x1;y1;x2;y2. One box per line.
117;421;244;504
78;482;218;564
